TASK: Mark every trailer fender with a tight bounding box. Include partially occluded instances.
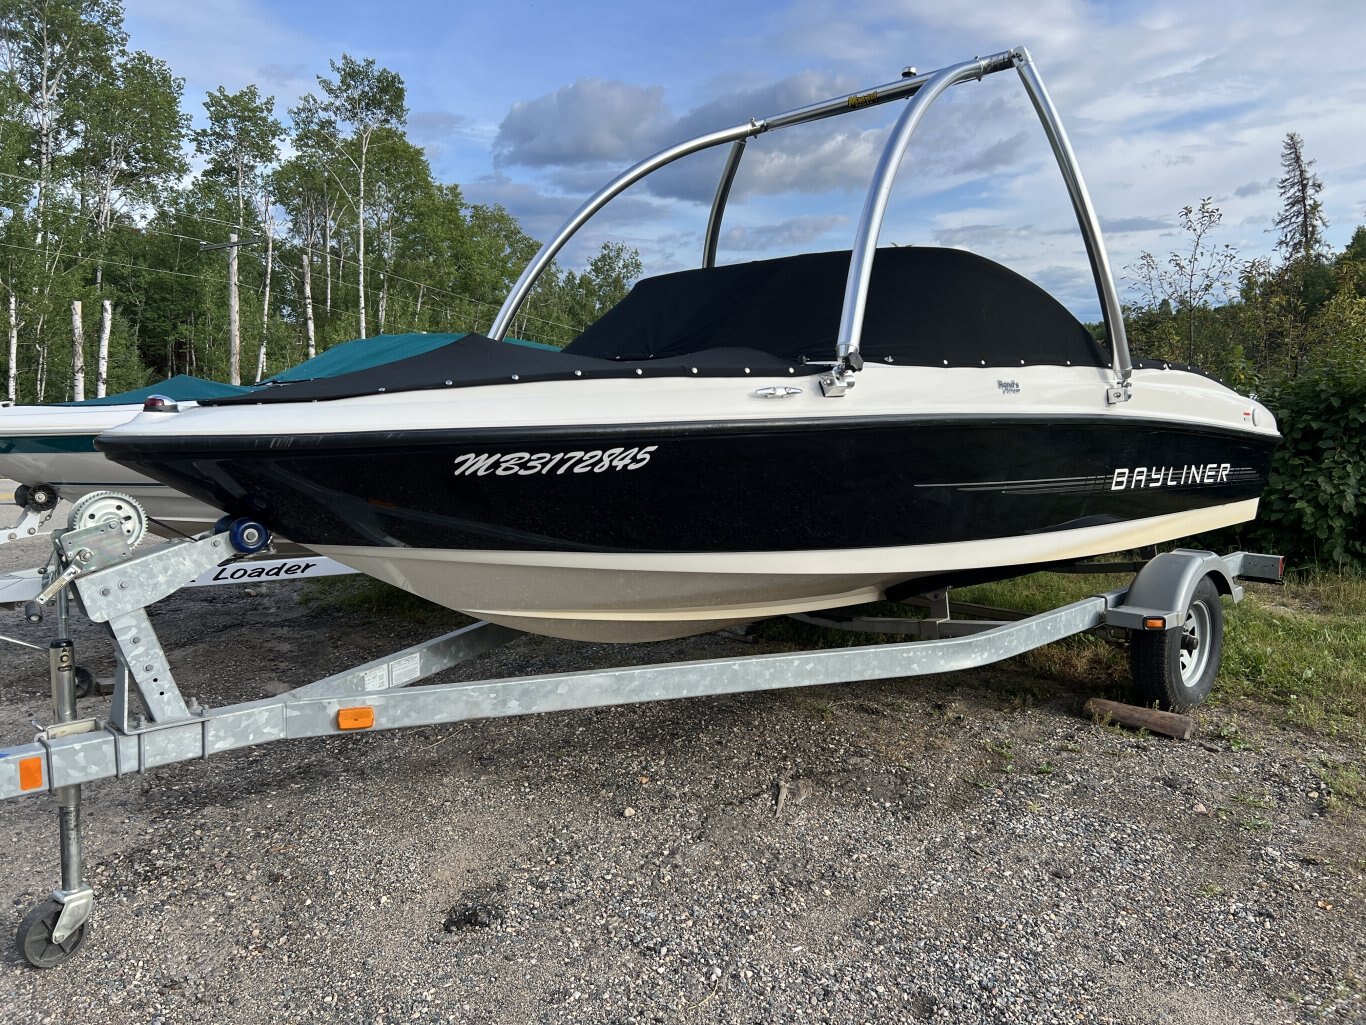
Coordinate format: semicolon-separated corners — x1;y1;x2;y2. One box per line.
1105;550;1241;631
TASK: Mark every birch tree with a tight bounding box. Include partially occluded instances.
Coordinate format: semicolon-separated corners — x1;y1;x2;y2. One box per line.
295;54;406;338
194;85;282;383
0;0;126;219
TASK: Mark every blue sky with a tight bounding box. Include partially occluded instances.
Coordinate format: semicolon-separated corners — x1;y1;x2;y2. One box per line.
125;0;1366;321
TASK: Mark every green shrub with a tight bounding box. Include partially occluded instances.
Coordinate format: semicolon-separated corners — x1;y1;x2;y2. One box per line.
1242;359;1366;569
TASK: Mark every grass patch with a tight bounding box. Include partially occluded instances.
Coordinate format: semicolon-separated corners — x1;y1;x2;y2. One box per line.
1316;760;1366;813
1217;576;1366;742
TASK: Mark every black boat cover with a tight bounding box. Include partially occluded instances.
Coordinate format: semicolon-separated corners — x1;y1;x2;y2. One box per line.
206;247;1106;406
565;246;1105;367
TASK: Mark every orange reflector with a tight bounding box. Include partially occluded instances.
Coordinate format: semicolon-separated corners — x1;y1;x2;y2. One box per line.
18;756;43;791
337;706;375;731
1143;616;1167;630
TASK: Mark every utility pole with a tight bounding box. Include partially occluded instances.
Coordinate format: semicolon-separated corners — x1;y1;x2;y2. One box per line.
199;234;263;386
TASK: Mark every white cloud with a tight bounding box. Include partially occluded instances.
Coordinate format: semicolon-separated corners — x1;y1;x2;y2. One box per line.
494;79;673;167
720;215;849;251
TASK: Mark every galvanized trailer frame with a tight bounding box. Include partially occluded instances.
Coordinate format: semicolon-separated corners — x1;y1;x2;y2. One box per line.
0;515;1282;966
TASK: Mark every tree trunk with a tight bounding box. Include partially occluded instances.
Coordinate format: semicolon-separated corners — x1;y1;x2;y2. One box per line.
228;232;241;385
256;193;274;383
357;148;367;338
414;282;425;329
6;294;17;402
302;250;317;359
323;200;333;313
97;299;111;397
70;300;85;402
34;309;48;401
377;273;388;335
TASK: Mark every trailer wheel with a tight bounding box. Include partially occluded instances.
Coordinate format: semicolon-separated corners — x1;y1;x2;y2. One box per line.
17;898;89;968
1129;576;1223;711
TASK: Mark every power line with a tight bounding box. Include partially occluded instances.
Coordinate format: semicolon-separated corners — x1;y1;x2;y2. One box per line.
0;239;270;296
1;194;591;335
0;237;586;337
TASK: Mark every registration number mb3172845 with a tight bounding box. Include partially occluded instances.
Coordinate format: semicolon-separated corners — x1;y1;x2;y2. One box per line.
452;446;658;477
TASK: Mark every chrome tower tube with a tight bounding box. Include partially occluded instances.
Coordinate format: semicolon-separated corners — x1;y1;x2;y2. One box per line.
489;66;971;340
489;123;752;340
703;139;747;268
834;56;1008;369
490;46;1130;404
1011;47;1132;394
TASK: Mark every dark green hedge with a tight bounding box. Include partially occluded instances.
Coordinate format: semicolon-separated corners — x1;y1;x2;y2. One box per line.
1233;360;1366;570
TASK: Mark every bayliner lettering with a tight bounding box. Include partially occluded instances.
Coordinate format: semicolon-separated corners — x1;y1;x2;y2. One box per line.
1111;464;1230;490
453;446;658;477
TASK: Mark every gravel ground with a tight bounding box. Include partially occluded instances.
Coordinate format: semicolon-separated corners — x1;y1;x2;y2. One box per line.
0;498;1362;1024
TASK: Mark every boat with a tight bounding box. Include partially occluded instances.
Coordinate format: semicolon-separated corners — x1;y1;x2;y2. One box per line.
96;47;1282;642
0;375;252;538
1;333;553;539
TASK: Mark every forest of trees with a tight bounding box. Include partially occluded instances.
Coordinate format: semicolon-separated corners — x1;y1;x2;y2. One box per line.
0;0;643;402
2;3;1364;513
3;5;1361;568
1121;132;1366;569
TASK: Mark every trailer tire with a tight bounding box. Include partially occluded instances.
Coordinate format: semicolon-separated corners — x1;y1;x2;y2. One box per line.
1129;576;1223;711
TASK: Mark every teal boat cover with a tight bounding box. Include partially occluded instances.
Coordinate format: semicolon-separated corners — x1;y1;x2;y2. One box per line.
265;332;558;384
53;334;560;403
56;374;254;406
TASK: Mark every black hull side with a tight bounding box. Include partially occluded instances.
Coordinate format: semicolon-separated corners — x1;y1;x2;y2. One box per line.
98;415;1278;555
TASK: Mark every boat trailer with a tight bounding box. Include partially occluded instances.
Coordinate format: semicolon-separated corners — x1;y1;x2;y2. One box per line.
0;512;1282;966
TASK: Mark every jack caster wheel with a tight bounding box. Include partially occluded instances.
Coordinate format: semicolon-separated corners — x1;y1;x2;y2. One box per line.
13;483;30;508
1129;576;1224;712
74;665;95;700
17;898;89;968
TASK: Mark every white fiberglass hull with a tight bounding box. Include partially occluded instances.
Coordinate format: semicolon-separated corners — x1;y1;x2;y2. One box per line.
312;499;1262;641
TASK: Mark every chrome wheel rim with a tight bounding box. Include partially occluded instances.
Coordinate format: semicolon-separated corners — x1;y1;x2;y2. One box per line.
1179;601;1212;686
